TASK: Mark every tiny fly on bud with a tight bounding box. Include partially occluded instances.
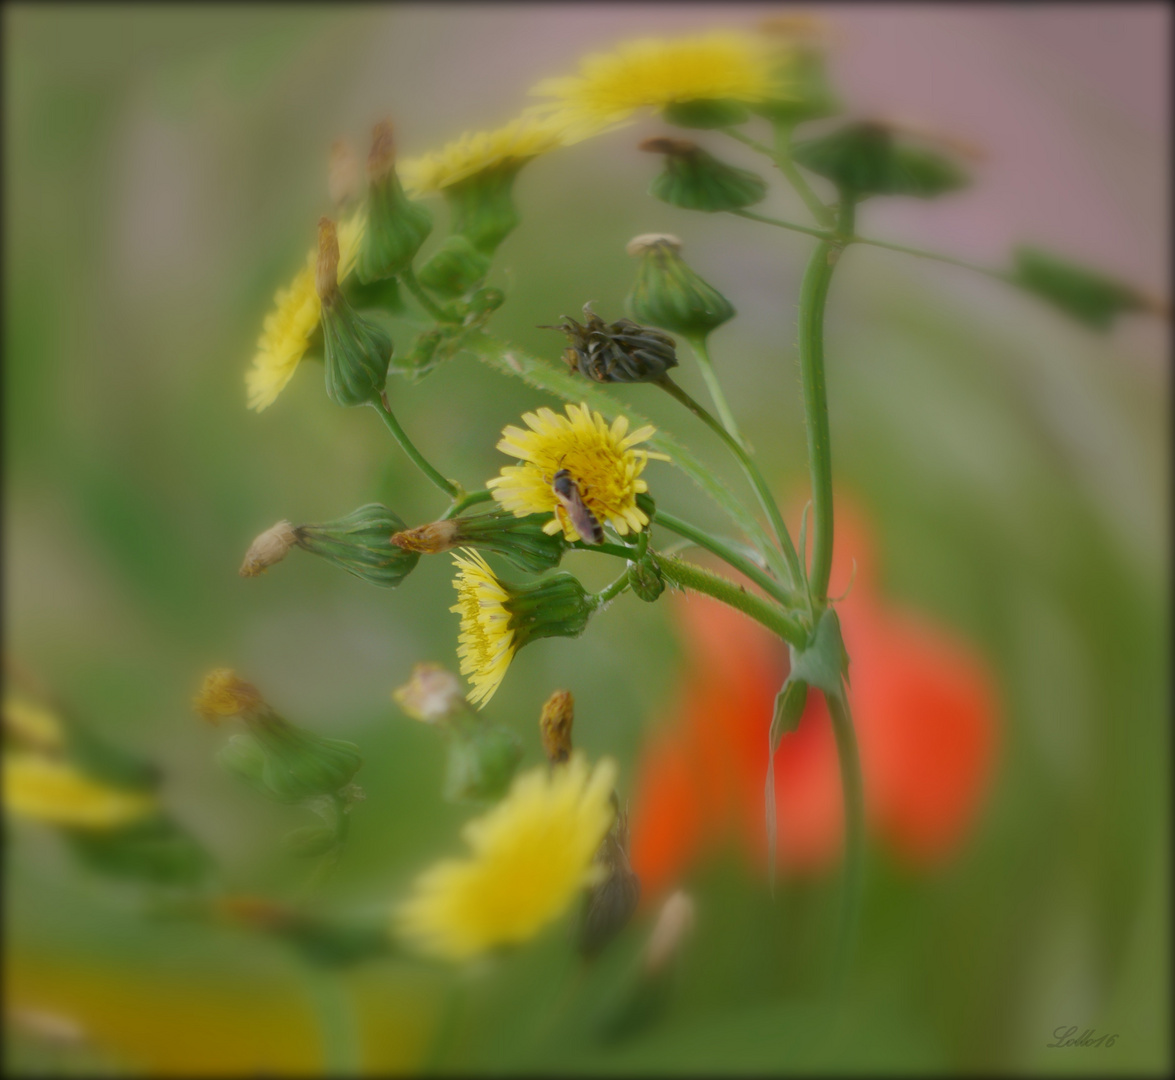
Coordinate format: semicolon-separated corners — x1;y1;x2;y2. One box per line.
551;468;604;545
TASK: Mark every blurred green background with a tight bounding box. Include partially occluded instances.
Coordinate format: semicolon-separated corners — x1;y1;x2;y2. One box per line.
4;4;1168;1075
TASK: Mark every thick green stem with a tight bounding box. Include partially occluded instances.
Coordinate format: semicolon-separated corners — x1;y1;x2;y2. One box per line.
730;208;833;240
826;686;865;995
656;377;804;593
688;336;743;443
659;556;806;649
441;488;494;520
372;391;460;499
592;568;631;607
772;123;835;228
654;510;803;610
304;965;361;1074
399;265;448;322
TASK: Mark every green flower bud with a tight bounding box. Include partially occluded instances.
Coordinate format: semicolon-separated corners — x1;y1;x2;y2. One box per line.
393;509;567;574
661;98;750;129
505;570;597;649
1012;245;1163;331
317;219;393;408
468;286;505;319
443;722;522;804
628;550;665;603
640;137;766;212
295;503;419;588
544;304;679;384
791;121;969;200
416;234;491;298
356;120;433;283
625;233;735;341
445;164;523;255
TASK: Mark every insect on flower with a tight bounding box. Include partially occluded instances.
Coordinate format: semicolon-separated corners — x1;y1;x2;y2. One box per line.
551;467;604;545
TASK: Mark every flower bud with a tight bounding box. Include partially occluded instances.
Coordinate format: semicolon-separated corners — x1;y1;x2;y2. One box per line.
505;570;597;649
328;138;362;209
790;121;970;199
578;806;640;958
544;305;679;384
625;234;735;342
539;689;574;764
355;120;433;283
239;520;298;578
628;551;666;603
342;273;405;316
467;286;506;319
317;218;394;407
443;722;522;804
295;503;419;588
640;137;767;212
416;234;491;298
393;663;466;724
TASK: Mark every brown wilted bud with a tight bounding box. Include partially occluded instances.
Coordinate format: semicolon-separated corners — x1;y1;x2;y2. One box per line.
215;894;300;933
638;136;699;158
329;138;362;207
625;232;682;258
239;520;298;578
316;217;340;303
540;689;574;764
368;119;397;181
643;889;695;974
391;520;460;555
193;669;267;725
394;662;465;724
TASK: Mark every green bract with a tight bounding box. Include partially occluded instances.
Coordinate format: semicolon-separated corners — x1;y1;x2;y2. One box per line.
296;504;419;588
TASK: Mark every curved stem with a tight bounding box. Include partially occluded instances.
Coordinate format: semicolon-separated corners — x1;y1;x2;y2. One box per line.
772;122;835;228
849;234;1011;282
730;208;833;241
399;265;448;322
688;336;743;443
659;556;807;649
441;489;494;520
826;687;865;997
654;510;802;610
719;126;776;158
304;964;361;1074
656;377;804;593
592;568;631;607
372;392;460;499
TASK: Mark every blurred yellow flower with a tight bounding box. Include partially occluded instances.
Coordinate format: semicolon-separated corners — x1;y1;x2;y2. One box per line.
529;32;788;130
3;694;65;754
450;550;516;708
245;211;365;412
395;752;617;959
399;115;578;195
4;753;155;830
488;403;666;542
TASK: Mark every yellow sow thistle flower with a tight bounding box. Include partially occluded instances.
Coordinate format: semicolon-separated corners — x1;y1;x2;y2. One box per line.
3;694;65;754
245;211;365;412
4;753;156;830
395;752;617;960
529;32;787;131
488;403;668;543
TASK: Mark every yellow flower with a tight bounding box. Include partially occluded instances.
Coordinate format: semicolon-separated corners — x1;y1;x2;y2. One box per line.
245;211;365;412
487;403;667;543
529;31;788;130
3;694;65;754
193;669;267;724
4;753;156;830
395;752;617;960
399;115;578;196
449;550;516;708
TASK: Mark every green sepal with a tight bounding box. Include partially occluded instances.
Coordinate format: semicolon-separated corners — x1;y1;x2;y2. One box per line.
1011;245;1151;330
649;147;767;212
504;570;596;648
63;813;213;887
356;172;432;284
320;295;393;408
792;122;970;200
443;722;522;804
662;98;750;129
627;240;735;339
788;608;850;694
416;234;491;298
296;503;419;588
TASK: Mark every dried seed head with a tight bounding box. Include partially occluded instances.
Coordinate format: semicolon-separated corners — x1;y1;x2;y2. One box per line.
391;520;461;555
626;233;683;258
394;663;466;724
239;520;298;577
540;689;575;764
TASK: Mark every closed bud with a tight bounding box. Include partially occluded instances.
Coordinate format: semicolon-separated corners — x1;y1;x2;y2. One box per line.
317;218;394;407
791;120;970;200
539;689;574;764
295;503;419;588
445;164;523;255
628;551;666;603
239;520;298;578
544;304;678;384
443;722;522;804
578;805;641;958
342;273;405;316
393;662;466;724
625;233;735;341
416;234;491;298
468;286;505;318
640;137;767;212
504;569;597;649
356;120;433;283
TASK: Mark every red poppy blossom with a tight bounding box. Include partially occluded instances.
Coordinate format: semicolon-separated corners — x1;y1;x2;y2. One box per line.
629;501;999;901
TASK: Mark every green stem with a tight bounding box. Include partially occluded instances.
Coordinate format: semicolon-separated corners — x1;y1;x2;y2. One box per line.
659;556;807;649
656;377;804;593
849;235;1011;282
372;391;460;499
441;489;494;520
688;336;743;443
569;539;634;561
730;208;833;240
772;123;835;228
826;686;865;996
399;265;448;322
719;126;777;158
654;510;802;610
592;568;631;607
304;964;361;1074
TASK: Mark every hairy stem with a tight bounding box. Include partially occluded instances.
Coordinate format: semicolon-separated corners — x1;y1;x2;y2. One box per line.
441;488;494;520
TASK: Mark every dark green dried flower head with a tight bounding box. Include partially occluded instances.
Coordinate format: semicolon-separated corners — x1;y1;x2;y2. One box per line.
625;233;735;341
640;137;767;212
543;305;678;384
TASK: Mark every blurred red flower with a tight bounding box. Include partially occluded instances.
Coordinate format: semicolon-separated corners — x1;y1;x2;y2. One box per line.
629;500;1000;902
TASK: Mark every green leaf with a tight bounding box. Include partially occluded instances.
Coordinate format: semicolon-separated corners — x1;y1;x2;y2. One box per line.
1011;245;1151;330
